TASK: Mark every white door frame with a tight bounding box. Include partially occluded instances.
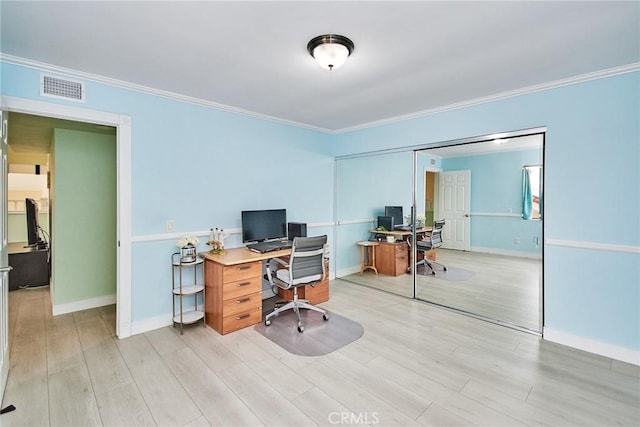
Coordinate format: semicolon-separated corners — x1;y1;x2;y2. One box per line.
0;110;10;403
1;96;133;339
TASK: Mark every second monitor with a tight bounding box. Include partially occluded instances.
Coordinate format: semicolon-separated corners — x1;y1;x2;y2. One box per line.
384;206;404;228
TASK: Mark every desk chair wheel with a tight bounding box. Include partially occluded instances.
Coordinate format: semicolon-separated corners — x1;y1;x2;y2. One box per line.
298;325;304;333
323;314;329;321
265;319;271;326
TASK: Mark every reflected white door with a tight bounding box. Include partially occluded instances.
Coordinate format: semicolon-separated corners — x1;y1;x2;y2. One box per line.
0;111;10;403
438;170;471;251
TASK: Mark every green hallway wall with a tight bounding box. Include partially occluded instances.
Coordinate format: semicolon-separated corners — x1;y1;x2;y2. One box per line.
51;129;116;305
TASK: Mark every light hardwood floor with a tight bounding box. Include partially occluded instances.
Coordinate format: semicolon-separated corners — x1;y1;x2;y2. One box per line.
2;283;638;426
343;249;541;332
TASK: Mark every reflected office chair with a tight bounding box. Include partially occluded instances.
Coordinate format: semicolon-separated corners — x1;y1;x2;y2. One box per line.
416;220;448;275
265;235;330;332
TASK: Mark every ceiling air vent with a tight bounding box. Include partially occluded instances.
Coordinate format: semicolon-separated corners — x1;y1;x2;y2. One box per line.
40;74;85;102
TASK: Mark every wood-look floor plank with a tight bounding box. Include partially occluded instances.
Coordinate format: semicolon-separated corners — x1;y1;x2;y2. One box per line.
221;327;315;401
298;357;421;426
417;402;476;427
459;379;573;426
116;335;203;426
48;364;102;427
4;283;639;427
216;362;314;426
343;249;542;331
94;382;157;427
145;325;188;356
164;347;264;427
321;351;431;420
178;326;243;373
76;317;113;351
290;386;353;427
1;375;50;427
83;339;134;397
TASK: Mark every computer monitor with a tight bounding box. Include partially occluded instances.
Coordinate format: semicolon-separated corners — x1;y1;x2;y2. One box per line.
241;209;287;243
25;198;43;247
377;215;394;231
384;206;404;226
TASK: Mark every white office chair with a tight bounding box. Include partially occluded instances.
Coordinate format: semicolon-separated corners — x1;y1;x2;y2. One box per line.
416;220;447;275
265;235;330;332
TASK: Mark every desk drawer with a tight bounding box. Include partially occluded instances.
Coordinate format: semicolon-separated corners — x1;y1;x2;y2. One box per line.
223;276;261;300
223;291;262;317
223;261;262;283
222;306;262;334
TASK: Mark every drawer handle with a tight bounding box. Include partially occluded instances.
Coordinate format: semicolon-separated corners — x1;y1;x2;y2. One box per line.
237;265;251;271
236;314;250;320
236;298;250;304
236;282;250;287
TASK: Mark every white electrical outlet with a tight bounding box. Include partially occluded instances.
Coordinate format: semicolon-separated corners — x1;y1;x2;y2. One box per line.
166;220;175;232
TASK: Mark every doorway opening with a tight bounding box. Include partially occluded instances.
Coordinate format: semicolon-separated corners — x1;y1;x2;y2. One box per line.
2;97;132;339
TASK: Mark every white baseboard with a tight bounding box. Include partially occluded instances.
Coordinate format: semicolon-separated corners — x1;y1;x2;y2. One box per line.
471;246;542;260
544;327;640;366
52;293;116;316
130;312;174;336
336;265;362;278
130;304;202;336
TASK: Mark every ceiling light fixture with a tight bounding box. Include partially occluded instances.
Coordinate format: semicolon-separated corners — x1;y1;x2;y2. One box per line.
307;34;354;71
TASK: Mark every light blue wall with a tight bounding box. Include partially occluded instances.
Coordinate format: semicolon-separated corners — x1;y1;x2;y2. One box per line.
331;72;640;351
2;59;638;354
442;149;543;255
1;61;334;323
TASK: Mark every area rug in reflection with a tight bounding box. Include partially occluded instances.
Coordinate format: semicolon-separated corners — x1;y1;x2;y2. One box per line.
416;264;475;281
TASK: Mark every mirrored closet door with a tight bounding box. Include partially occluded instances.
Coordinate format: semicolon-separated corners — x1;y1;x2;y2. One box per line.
413;133;543;333
335;131;544;334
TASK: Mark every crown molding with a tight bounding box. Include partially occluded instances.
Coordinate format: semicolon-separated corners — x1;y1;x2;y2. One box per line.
2;53;637;135
0;53;333;134
335;62;640;134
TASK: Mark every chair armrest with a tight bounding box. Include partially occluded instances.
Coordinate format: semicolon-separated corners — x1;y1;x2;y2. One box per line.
271;257;289;268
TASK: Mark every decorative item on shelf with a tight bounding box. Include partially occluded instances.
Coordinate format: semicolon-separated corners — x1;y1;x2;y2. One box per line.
404;214;426;228
177;235;199;263
206;227;228;254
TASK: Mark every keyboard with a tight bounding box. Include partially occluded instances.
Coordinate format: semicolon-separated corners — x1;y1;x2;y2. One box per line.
247;239;293;254
394;225;413;231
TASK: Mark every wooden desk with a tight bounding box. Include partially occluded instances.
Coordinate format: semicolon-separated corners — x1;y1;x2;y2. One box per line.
201;247;329;334
368;227;435;276
370;226;432;238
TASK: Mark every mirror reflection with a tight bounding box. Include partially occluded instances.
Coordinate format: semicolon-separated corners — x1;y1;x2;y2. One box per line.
335;133;543;333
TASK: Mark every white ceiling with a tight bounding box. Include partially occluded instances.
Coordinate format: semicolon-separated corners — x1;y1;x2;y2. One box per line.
423;133;542;158
1;1;639;133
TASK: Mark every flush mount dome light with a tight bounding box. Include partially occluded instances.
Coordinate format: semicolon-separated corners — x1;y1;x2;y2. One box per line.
307;34;354;71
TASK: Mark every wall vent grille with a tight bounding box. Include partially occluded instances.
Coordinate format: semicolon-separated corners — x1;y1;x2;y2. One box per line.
40;74;85;102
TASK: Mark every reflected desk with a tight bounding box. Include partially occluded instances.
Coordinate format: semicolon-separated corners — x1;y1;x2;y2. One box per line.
369;227;434;276
201;247;329;335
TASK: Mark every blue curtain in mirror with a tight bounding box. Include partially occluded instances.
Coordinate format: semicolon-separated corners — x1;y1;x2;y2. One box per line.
522;168;533;220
